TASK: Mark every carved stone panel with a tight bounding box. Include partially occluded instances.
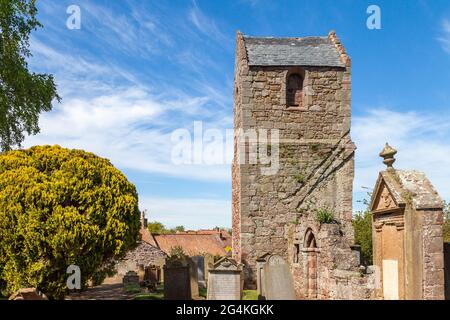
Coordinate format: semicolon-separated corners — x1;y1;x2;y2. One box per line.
373;183;398;212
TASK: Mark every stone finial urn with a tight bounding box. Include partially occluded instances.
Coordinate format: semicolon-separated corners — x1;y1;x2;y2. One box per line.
379;143;397;169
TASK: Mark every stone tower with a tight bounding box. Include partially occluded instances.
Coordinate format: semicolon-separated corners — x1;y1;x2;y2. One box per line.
232;31;365;299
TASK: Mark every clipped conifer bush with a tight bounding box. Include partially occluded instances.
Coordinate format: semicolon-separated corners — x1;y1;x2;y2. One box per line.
0;145;140;298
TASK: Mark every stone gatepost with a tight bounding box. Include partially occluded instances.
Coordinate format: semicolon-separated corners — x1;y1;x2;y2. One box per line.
370;144;445;300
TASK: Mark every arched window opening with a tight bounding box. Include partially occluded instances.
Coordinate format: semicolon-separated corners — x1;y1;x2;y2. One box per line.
287;73;304;107
304;228;318;298
304;228;317;248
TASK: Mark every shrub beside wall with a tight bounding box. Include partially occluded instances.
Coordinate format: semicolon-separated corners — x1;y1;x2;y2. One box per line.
0;145;140;298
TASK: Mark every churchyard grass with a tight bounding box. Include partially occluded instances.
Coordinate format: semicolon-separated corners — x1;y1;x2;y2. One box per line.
242;290;258;300
199;287;207;298
124;283;141;294
133;284;164;300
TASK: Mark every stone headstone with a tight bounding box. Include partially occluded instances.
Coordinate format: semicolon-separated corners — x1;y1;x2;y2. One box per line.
192;256;206;288
263;255;296;300
207;257;243;300
256;253;271;299
143;265;160;290
350;245;362;265
163;264;191;300
187;257;199;299
145;265;160;284
204;253;215;283
137;264;145;282
123;270;139;286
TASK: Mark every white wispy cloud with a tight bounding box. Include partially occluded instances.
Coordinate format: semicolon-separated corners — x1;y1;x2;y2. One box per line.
30;1;450;229
188;1;232;48
24;85;231;182
30;39;141;98
438;19;450;54
26;2;233;184
353;109;450;201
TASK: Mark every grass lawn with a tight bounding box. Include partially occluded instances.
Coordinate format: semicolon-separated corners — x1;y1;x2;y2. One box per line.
242;290;258;300
123;283;141;294
133;284;164;300
199;287;207;298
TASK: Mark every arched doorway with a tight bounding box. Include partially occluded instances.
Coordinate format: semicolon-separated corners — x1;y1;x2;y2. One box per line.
303;228;318;298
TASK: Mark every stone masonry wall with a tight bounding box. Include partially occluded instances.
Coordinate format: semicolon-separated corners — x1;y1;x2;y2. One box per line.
422;209;445;299
232;31;365;298
232;32;247;264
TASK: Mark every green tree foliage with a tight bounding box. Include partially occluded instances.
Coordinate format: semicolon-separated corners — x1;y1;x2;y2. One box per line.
173;225;185;232
166;245;188;266
147;221;166;234
353;210;373;265
0;0;60;151
147;221;185;234
0;145;140;298
168;245;186;259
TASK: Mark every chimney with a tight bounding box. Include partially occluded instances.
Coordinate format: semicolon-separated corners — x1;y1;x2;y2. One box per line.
141;211;148;229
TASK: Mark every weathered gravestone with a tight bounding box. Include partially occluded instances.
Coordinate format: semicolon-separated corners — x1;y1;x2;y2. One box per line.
204;253;215;283
262;255;296;300
145;265;161;285
137;264;145;282
143;265;160;290
123;270;140;286
192;256;206;288
207;257;243;300
256;253;271;299
187;257;200;299
163;261;191;300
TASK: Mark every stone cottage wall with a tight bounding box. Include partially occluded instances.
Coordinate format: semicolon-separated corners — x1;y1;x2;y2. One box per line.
104;241;167;284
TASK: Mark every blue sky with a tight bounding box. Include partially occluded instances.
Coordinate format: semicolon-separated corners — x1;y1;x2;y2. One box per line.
24;0;450;229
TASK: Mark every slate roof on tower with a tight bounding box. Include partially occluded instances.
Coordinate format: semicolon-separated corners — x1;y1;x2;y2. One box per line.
243;35;346;67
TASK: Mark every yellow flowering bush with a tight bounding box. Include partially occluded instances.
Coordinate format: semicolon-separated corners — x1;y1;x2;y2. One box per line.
0;145;140;298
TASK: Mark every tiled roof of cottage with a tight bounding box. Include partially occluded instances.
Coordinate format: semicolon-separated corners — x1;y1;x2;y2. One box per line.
140;227;158;247
178;229;232;248
153;234;227;256
243;35;345;67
